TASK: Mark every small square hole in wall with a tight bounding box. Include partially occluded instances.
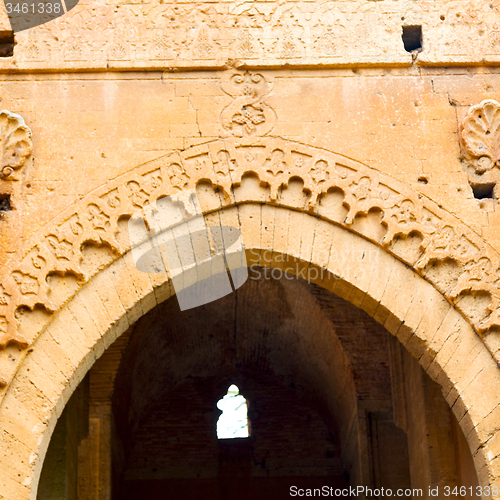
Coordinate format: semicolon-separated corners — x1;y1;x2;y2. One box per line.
472;183;495;200
0;32;14;57
0;194;11;215
402;26;423;52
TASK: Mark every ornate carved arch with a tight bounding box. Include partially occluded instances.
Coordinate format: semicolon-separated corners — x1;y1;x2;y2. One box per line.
2;136;500;496
1;136;500;391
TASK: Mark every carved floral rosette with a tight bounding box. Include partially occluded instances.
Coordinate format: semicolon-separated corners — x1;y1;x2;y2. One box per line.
1;136;500;394
460;99;500;194
0;111;33;180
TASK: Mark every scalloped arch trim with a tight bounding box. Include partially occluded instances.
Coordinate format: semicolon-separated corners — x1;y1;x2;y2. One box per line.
1;136;500;392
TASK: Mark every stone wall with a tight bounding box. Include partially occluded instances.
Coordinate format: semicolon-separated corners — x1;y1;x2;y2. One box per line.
2;1;500;498
1;0;500;70
3;69;500;260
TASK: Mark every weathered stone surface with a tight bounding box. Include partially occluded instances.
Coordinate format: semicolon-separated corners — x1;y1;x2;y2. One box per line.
1;0;499;71
0;1;500;498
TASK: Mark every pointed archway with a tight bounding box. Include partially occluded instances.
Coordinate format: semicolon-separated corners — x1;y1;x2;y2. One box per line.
0;137;500;498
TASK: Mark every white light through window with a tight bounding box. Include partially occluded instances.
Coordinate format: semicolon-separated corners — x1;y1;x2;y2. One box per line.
216;385;249;439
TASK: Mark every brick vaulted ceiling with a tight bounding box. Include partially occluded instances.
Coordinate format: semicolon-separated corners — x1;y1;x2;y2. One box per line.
107;271;393;470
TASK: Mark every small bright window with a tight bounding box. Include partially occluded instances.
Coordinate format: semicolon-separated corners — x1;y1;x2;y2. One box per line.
216;385;249;439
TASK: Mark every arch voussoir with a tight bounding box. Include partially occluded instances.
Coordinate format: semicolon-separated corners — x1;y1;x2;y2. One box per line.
106;252;159;326
405;293;454;359
356;247;400;318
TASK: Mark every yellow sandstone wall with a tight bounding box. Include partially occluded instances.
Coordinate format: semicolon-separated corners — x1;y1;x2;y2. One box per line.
2;1;500;498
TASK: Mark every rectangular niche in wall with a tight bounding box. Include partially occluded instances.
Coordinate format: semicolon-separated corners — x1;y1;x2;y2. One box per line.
402;26;422;52
0;194;11;215
0;32;14;57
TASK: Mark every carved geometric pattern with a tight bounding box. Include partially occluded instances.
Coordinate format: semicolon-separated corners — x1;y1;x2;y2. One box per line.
0;136;499;393
0;111;33;180
5;0;500;70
